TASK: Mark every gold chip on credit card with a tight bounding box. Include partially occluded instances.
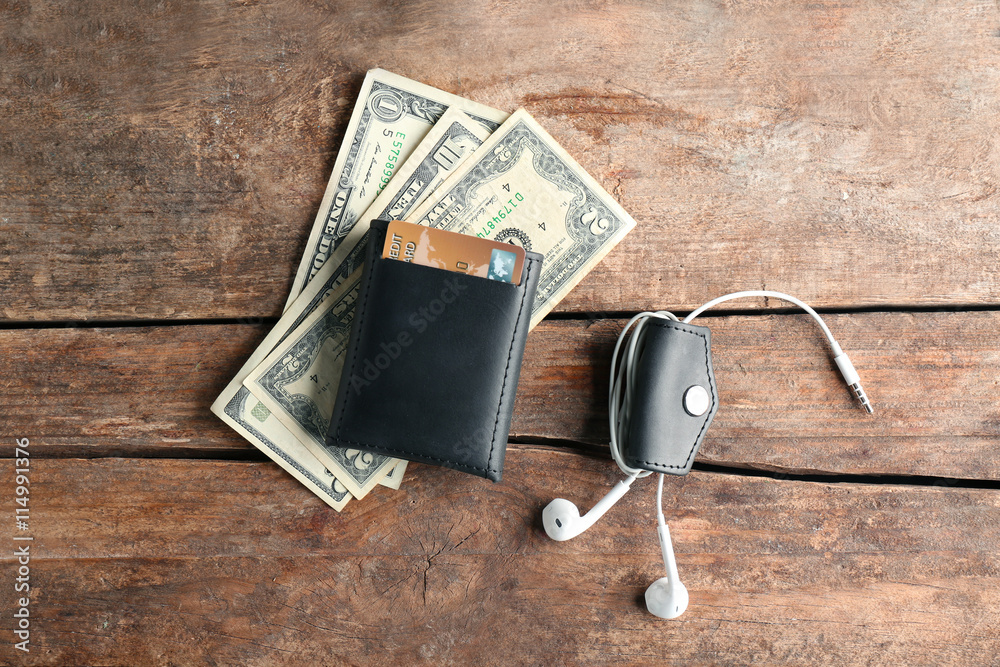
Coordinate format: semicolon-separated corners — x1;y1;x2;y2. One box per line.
382;220;526;285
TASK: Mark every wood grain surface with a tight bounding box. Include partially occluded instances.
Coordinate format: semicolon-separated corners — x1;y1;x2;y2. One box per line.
2;0;998;321
4;0;999;664
4;312;998;479
0;452;997;666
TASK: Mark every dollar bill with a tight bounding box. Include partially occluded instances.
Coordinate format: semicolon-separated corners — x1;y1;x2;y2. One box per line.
241;110;637;500
211;252;404;511
210;262;358;510
213;382;352;511
404;109;636;328
309;106;495;295
379;459;408;490
217;97;490;504
244;270;398;500
285;69;508;310
234;109;490;500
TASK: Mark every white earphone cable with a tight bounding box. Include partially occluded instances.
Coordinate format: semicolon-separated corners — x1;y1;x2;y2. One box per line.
546;291;874;618
609;290;874;526
683;290;836;347
682;290;871;414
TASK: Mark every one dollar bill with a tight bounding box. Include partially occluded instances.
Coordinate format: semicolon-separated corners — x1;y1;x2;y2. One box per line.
307;106;494;295
285;69;507;310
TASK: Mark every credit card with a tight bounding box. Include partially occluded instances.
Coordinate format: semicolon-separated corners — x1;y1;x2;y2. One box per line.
382;220;526;285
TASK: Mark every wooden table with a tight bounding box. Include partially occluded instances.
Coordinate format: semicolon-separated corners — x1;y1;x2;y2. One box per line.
3;1;998;664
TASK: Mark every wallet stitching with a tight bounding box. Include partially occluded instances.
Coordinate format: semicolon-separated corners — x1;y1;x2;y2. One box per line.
486;255;537;472
630;321;716;471
332;231;535;476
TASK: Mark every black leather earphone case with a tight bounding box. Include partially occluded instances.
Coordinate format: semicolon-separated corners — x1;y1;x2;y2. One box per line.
326;219;543;482
624;320;718;475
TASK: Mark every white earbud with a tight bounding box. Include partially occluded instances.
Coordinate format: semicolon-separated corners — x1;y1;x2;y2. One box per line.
645;522;688;619
542;479;634;541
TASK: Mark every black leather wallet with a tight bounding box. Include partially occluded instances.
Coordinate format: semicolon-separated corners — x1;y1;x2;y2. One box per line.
326;219;543;482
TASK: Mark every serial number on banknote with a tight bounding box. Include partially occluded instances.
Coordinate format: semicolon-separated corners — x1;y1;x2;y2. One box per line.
477;191;525;238
378;130;407;194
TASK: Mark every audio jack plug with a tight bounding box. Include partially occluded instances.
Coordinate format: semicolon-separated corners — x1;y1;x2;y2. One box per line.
681;290;875;415
833;348;874;413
